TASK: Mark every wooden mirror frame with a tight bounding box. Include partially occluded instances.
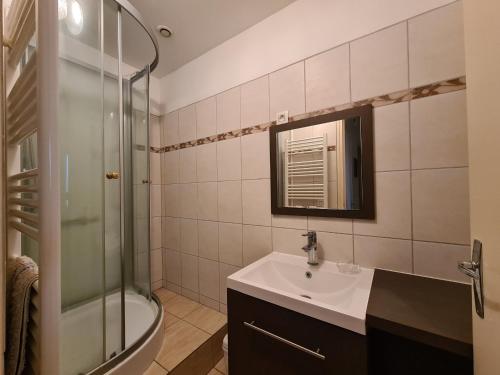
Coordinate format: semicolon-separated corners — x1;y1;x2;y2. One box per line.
269;105;375;219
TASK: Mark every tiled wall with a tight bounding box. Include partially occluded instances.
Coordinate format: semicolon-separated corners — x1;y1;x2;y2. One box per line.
150;114;163;290
157;2;469;313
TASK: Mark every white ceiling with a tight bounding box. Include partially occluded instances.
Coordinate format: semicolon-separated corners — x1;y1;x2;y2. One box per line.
127;0;296;78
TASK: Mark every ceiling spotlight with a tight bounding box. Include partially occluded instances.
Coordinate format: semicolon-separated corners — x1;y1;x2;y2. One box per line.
157;25;172;38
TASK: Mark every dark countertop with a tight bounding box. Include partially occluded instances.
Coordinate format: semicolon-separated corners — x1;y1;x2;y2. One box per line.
366;269;473;358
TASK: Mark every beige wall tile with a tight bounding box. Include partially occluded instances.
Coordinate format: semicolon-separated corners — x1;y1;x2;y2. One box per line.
241;76;270;128
150;116;161;148
272;215;307;229
179;147;197;183
351;22;408;101
181;253;199;292
243;225;272;266
219;304;227;315
219;222;243;266
151;217;162;250
198;220;219;261
197;182;218;221
165;249;181;285
196;143;217;182
162;217;180;251
179;183;198;219
219;263;241;305
354;235;412;272
218;181;242;223
217;86;241;133
409;2;465;87
354;171;412;239
151;249;163;283
163;184;180;217
305;44;350;112
198;258;220;301
181;288;199;302
241;132;270;180
151;153;161;185
178;105;197;143
162;150;179;185
242;179;271;226
151;184;162;217
373;102;410;171
180;218;198;255
413;241;469;283
163;111;179;146
272;227;306;257
199;295;220;311
410;90;468;169
307;216;353;234
166;282;182;294
412;168;470;244
217;138;242;181
316;231;354;263
196;96;217;138
270;62;305;118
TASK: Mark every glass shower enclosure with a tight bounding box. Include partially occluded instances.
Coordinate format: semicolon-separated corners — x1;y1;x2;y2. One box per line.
53;0;159;373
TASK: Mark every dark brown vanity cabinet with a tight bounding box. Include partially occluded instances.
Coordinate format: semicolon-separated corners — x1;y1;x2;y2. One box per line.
227;289;368;375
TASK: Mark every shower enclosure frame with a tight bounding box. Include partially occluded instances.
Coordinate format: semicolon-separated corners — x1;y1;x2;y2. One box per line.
3;0;161;374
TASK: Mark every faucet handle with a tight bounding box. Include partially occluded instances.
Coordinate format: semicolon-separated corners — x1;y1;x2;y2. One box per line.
302;231;317;242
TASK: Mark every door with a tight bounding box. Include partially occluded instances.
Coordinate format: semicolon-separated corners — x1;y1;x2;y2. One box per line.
128;67;151;299
463;1;500;373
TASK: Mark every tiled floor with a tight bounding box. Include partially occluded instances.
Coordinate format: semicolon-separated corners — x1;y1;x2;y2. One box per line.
208;358;227;374
144;288;227;375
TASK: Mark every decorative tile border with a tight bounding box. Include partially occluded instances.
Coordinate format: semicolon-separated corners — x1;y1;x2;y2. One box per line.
150;76;466;154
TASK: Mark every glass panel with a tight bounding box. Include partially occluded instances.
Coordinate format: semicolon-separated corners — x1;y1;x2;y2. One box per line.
103;0;123;359
58;0;105;373
129;69;151;299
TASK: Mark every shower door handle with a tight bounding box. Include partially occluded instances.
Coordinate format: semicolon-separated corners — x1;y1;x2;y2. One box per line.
106;171;120;179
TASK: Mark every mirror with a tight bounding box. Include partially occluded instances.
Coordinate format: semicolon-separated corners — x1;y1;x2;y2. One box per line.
270;105;374;219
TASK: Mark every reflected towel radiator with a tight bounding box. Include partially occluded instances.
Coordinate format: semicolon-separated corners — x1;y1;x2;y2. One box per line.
284;135;328;208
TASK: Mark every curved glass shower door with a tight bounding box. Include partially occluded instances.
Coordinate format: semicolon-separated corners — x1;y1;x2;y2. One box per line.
57;1;158;374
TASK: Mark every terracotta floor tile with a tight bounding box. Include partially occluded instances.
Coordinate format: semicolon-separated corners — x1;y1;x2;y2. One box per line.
183;305;227;335
155;288;178;305
164;295;200;318
143;361;168;375
215;358;227;374
156;320;210;370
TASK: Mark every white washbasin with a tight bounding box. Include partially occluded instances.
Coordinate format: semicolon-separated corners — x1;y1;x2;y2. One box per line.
227;252;374;335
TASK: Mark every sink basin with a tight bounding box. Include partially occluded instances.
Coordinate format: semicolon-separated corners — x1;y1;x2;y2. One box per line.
227;252;374;335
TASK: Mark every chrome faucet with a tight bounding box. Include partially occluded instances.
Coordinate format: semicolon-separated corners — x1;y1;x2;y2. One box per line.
302;231;319;265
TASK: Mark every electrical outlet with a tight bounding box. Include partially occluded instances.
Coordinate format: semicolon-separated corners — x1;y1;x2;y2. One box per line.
276;110;289;125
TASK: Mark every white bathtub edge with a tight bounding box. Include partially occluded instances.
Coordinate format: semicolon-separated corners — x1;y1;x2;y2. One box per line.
105;303;164;375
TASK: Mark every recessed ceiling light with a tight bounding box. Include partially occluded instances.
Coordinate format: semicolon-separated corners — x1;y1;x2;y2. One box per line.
157;25;173;38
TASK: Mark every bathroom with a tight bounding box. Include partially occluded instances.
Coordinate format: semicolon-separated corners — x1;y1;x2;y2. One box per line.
1;0;499;374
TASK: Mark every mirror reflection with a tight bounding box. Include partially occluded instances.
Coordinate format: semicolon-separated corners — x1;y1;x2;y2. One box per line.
276;116;362;210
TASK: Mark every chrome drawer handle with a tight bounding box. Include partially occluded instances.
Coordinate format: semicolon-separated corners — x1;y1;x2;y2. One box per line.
243;321;326;360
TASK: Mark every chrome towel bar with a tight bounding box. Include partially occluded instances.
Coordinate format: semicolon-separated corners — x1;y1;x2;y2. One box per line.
243;321;326;360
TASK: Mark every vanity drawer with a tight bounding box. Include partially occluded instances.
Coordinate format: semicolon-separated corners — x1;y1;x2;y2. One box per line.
227;289;368;375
